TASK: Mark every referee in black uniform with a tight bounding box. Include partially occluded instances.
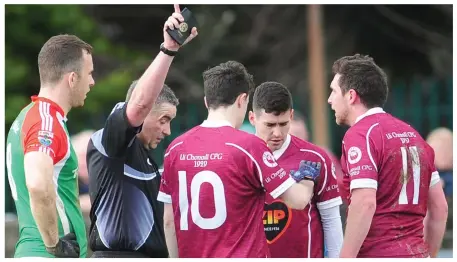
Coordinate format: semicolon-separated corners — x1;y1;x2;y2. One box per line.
86;6;198;258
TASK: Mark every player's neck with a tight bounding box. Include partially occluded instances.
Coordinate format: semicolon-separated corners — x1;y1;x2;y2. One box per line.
349;105;370;126
207;107;238;128
38;85;71;116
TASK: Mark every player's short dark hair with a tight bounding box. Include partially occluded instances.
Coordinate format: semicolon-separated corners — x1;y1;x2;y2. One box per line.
252;81;293;116
125;80;179;107
332;54;388;108
38;34;93;85
203;61;255;110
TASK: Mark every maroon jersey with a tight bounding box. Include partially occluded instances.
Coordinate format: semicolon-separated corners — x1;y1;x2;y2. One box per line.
157;120;296;258
341;108;440;258
265;135;342;258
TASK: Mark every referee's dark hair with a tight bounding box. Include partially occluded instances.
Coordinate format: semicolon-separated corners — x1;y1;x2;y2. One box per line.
125;80;179;107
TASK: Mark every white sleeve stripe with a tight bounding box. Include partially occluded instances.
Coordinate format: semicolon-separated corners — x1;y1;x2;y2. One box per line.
299;149;328;195
317;196;343;210
430;171;441;187
225;142;263;187
270;177;296;199
39;101;46;131
38;101;53;132
350;178;378;191
38;146;51;156
164;141;183;158
47;102;52;132
157;191;172;203
366;123;379;172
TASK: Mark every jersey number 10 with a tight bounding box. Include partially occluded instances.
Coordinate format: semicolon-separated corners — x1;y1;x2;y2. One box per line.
178;170;227;230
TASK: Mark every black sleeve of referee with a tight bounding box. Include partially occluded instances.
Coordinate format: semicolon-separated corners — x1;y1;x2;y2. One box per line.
101;102;142;158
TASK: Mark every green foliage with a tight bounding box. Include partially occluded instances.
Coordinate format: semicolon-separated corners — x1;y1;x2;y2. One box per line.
5;4;148;134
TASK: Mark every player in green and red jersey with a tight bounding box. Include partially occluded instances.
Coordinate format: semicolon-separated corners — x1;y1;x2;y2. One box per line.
6;34;95;258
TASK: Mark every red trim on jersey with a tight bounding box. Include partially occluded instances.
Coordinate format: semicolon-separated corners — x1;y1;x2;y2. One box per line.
22;98;68;165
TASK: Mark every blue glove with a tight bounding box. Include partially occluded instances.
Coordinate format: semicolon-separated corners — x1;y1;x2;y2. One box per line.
290;160;321;183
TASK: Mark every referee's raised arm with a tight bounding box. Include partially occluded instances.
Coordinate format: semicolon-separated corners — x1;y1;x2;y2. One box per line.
126;4;197;127
101;5;198;158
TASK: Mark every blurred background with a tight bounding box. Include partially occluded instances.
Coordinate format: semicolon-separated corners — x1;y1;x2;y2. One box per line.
4;4;453;258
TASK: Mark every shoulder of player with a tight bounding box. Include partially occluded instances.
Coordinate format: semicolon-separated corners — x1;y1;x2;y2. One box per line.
221;130;269;158
22;101;66;135
343;119;383;142
289;135;315;149
289;135;326;154
164;126;201;156
293;138;330;164
234;130;265;148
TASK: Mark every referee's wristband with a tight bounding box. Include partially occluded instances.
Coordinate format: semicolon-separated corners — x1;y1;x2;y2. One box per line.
160;43;178;57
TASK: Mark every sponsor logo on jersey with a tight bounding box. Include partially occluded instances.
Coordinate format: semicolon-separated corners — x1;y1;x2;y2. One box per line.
331;162;337;179
347;146;362;164
262;151;278;168
263;200;292;244
38;130;54;139
38;136;52;147
325;184;339;192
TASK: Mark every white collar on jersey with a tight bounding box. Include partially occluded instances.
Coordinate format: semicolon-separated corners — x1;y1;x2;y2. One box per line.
272;134;292;160
56;112;68;122
200;119;234;128
354;107;385;124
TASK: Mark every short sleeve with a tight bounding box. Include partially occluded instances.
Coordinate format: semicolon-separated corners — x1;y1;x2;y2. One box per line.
248;139;296;199
23;119;66;165
316;152;343;210
341;128;379;192
101;102;142;158
426;145;441;187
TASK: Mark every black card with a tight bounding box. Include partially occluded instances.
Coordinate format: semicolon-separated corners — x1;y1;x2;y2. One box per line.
166;8;198;46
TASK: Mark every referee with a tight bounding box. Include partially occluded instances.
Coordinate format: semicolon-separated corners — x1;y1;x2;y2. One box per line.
86;5;198;258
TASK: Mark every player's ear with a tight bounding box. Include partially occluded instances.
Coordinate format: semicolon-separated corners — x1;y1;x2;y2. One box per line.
68;72;77;89
248;111;256;126
242;93;248;103
236;93;248;108
203;96;208;109
347;89;357;105
290;109;294;120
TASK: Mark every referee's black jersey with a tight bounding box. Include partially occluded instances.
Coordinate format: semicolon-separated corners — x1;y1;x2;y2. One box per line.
87;102;168;258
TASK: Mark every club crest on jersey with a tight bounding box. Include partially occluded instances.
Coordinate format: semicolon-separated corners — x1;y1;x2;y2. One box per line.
348;146;362;164
263;200;292;244
262;151;277;168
